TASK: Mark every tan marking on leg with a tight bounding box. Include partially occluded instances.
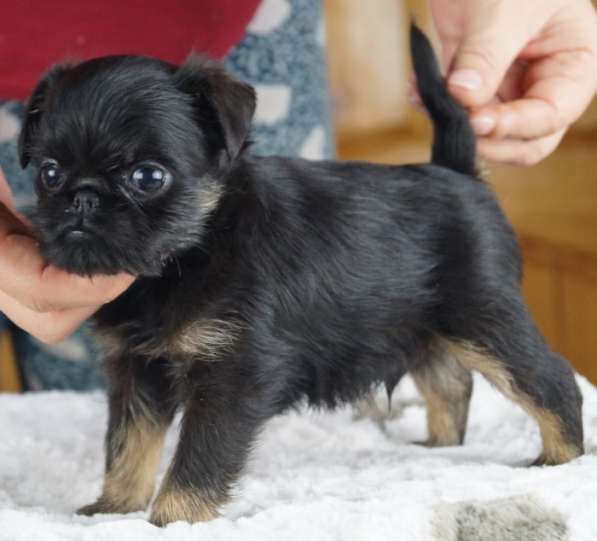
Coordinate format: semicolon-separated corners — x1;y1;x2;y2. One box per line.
440;338;580;464
413;348;471;446
102;419;167;512
150;485;219;526
532;410;581;465
414;374;462;446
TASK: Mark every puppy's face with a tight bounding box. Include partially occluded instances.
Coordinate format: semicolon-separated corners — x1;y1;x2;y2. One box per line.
19;55;255;276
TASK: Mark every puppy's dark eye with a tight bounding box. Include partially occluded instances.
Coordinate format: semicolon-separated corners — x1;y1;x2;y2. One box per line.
130;165;168;193
39;163;62;190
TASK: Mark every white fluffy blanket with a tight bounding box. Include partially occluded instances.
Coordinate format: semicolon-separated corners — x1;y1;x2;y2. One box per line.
1;375;597;541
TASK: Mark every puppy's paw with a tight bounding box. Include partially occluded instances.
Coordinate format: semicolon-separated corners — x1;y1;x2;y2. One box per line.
414;438;462;448
150;487;219;527
77;498;114;517
530;454;553;467
530;447;582;467
77;496;145;516
414;439;435;448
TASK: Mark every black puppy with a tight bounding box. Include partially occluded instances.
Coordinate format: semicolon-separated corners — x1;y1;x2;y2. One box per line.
18;25;583;525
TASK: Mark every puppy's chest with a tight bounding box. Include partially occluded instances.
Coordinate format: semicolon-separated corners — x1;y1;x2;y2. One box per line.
95;318;241;364
94;283;243;363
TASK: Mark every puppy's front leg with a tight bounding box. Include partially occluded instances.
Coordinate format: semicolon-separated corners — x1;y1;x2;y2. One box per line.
78;357;177;516
150;368;262;526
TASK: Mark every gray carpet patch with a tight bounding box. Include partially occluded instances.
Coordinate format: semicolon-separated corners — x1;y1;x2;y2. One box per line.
432;494;568;541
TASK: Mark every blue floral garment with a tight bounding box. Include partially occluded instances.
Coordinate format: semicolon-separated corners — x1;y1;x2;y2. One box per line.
0;0;333;390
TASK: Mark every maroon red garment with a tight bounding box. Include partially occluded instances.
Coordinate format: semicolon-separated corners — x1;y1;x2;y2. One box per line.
0;0;261;99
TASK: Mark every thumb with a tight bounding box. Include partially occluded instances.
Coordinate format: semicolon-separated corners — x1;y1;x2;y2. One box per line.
446;6;544;108
0;167;16;212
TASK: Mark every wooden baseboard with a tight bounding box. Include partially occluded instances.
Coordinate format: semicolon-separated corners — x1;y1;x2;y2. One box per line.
0;331;22;393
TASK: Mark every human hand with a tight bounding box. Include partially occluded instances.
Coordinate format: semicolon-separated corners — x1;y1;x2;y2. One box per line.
0;168;134;344
425;0;597;165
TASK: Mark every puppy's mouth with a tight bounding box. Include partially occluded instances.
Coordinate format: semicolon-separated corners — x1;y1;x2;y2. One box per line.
63;226;94;241
57;218;99;242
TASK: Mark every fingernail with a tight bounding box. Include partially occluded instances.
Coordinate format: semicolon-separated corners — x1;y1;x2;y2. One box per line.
471;115;496;136
449;69;483;91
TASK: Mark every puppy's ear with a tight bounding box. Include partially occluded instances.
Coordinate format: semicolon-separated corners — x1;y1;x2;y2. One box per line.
174;55;256;163
18;66;67;168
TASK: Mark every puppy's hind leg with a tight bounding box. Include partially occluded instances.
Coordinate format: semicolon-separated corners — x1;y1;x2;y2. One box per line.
412;346;473;447
441;292;584;465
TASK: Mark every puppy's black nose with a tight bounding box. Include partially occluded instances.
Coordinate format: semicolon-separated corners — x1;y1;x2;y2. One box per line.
72;189;100;216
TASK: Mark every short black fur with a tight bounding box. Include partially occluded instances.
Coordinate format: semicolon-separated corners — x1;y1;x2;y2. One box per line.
19;25;583;525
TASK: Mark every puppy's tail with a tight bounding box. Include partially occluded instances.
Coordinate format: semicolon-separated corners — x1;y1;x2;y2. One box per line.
410;23;477;177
